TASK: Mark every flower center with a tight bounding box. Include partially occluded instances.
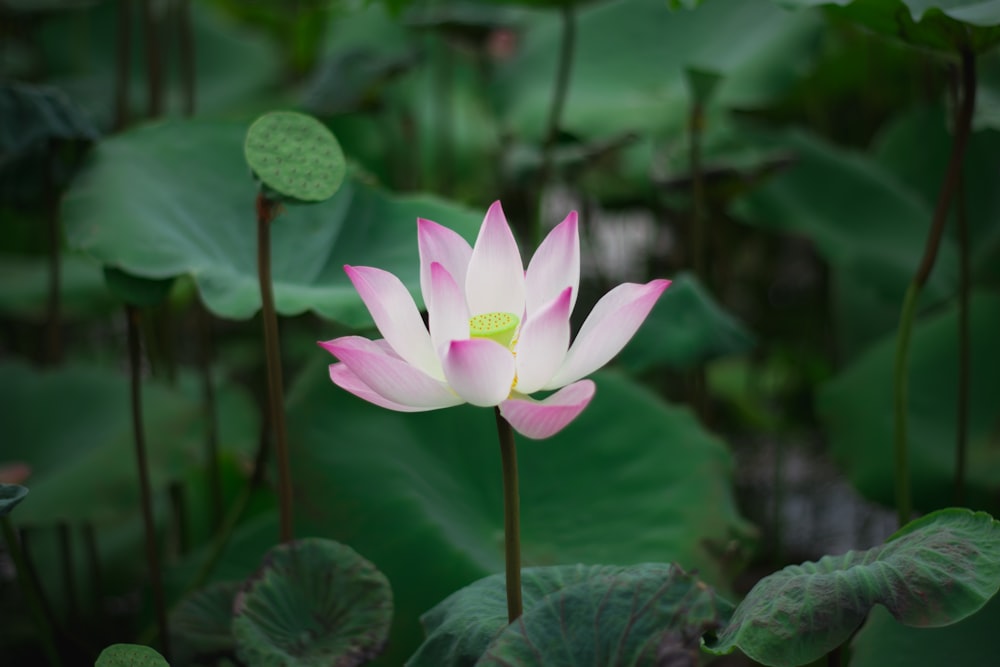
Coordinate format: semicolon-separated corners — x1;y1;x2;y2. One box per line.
469;311;519;348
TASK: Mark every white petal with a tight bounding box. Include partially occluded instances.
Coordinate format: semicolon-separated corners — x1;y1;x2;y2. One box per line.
546;279;671;389
441;338;516;407
418;218;473;311
428;262;470;355
319;336;462;409
524;211;580;317
500;380;596;439
344;265;442;379
327;363;428;413
465;201;525;317
513;287;572;394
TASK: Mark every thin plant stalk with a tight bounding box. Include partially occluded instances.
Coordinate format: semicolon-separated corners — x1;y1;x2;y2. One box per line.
177;0;195;117
534;3;576;248
197;304;223;531
44;139;62;364
168;480;189;556
141;0;163;117
434;37;455;197
688;96;708;421
953;82;971;507
954;173;970;505
892;48;976;526
494;407;522;622
114;0;131;130
81;522;107;624
2;518;62;667
56;522;78;621
256;193;294;543
126;304;171;658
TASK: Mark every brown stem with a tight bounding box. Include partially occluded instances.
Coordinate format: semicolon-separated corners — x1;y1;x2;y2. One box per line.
177;0;195;116
81;522;107;624
197;304;223;531
56;522;78;621
494;408;522;622
533;3;576;248
3;519;63;666
892;48;977;526
141;0;163;117
126;305;171;658
256;193;294;543
44;139;62;365
954;120;970;506
114;0;131;130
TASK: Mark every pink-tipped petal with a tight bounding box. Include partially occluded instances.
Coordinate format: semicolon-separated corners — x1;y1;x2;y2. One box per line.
344;265;441;379
524;211;580;317
328;363;428;412
418;218;473;309
513;287;572;394
500;379;596;439
320;336;462;409
429;262;470;354
465;201;525;317
546;279;671;389
441;338;516;407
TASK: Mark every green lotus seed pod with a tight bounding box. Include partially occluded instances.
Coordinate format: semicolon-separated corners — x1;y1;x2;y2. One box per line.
244;111;346;204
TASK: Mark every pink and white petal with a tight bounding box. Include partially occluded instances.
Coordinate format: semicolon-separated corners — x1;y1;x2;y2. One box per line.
546;279;671;389
429;262;470;354
524;211;580;318
465;201;525;318
500;379;596;439
417;218;473;309
344;265;442;379
328;363;428;413
513;287;572;394
441;338;516;407
319;336;462;409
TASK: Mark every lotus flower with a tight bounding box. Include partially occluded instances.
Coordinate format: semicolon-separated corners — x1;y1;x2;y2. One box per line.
319;201;670;439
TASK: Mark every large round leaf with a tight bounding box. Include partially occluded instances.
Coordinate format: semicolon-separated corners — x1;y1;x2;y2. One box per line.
61;119;482;326
817;292;1000;514
706;509;1000;666
779;0;1000;53
497;0;824;142
287;364;753;665
169;581;242;666
232;538;393;667
410;563;728;666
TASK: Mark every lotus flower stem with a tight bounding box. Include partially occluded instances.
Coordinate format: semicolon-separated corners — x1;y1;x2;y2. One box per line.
81;522;108;624
44;139;62;365
494;408;522;622
256;193;295;543
892;48;976;526
177;0;195;117
126;304;171;658
535;4;576;247
687;94;708;421
56;521;78;620
2;518;62;667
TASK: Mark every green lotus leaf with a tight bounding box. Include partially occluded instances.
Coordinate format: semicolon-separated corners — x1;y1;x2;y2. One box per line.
94;643;169;667
618;272;755;373
169;581;241;666
706;509;1000;666
778;0;1000;53
232;538;393;667
61;119;482;326
409;563;728;666
287;364;753;665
